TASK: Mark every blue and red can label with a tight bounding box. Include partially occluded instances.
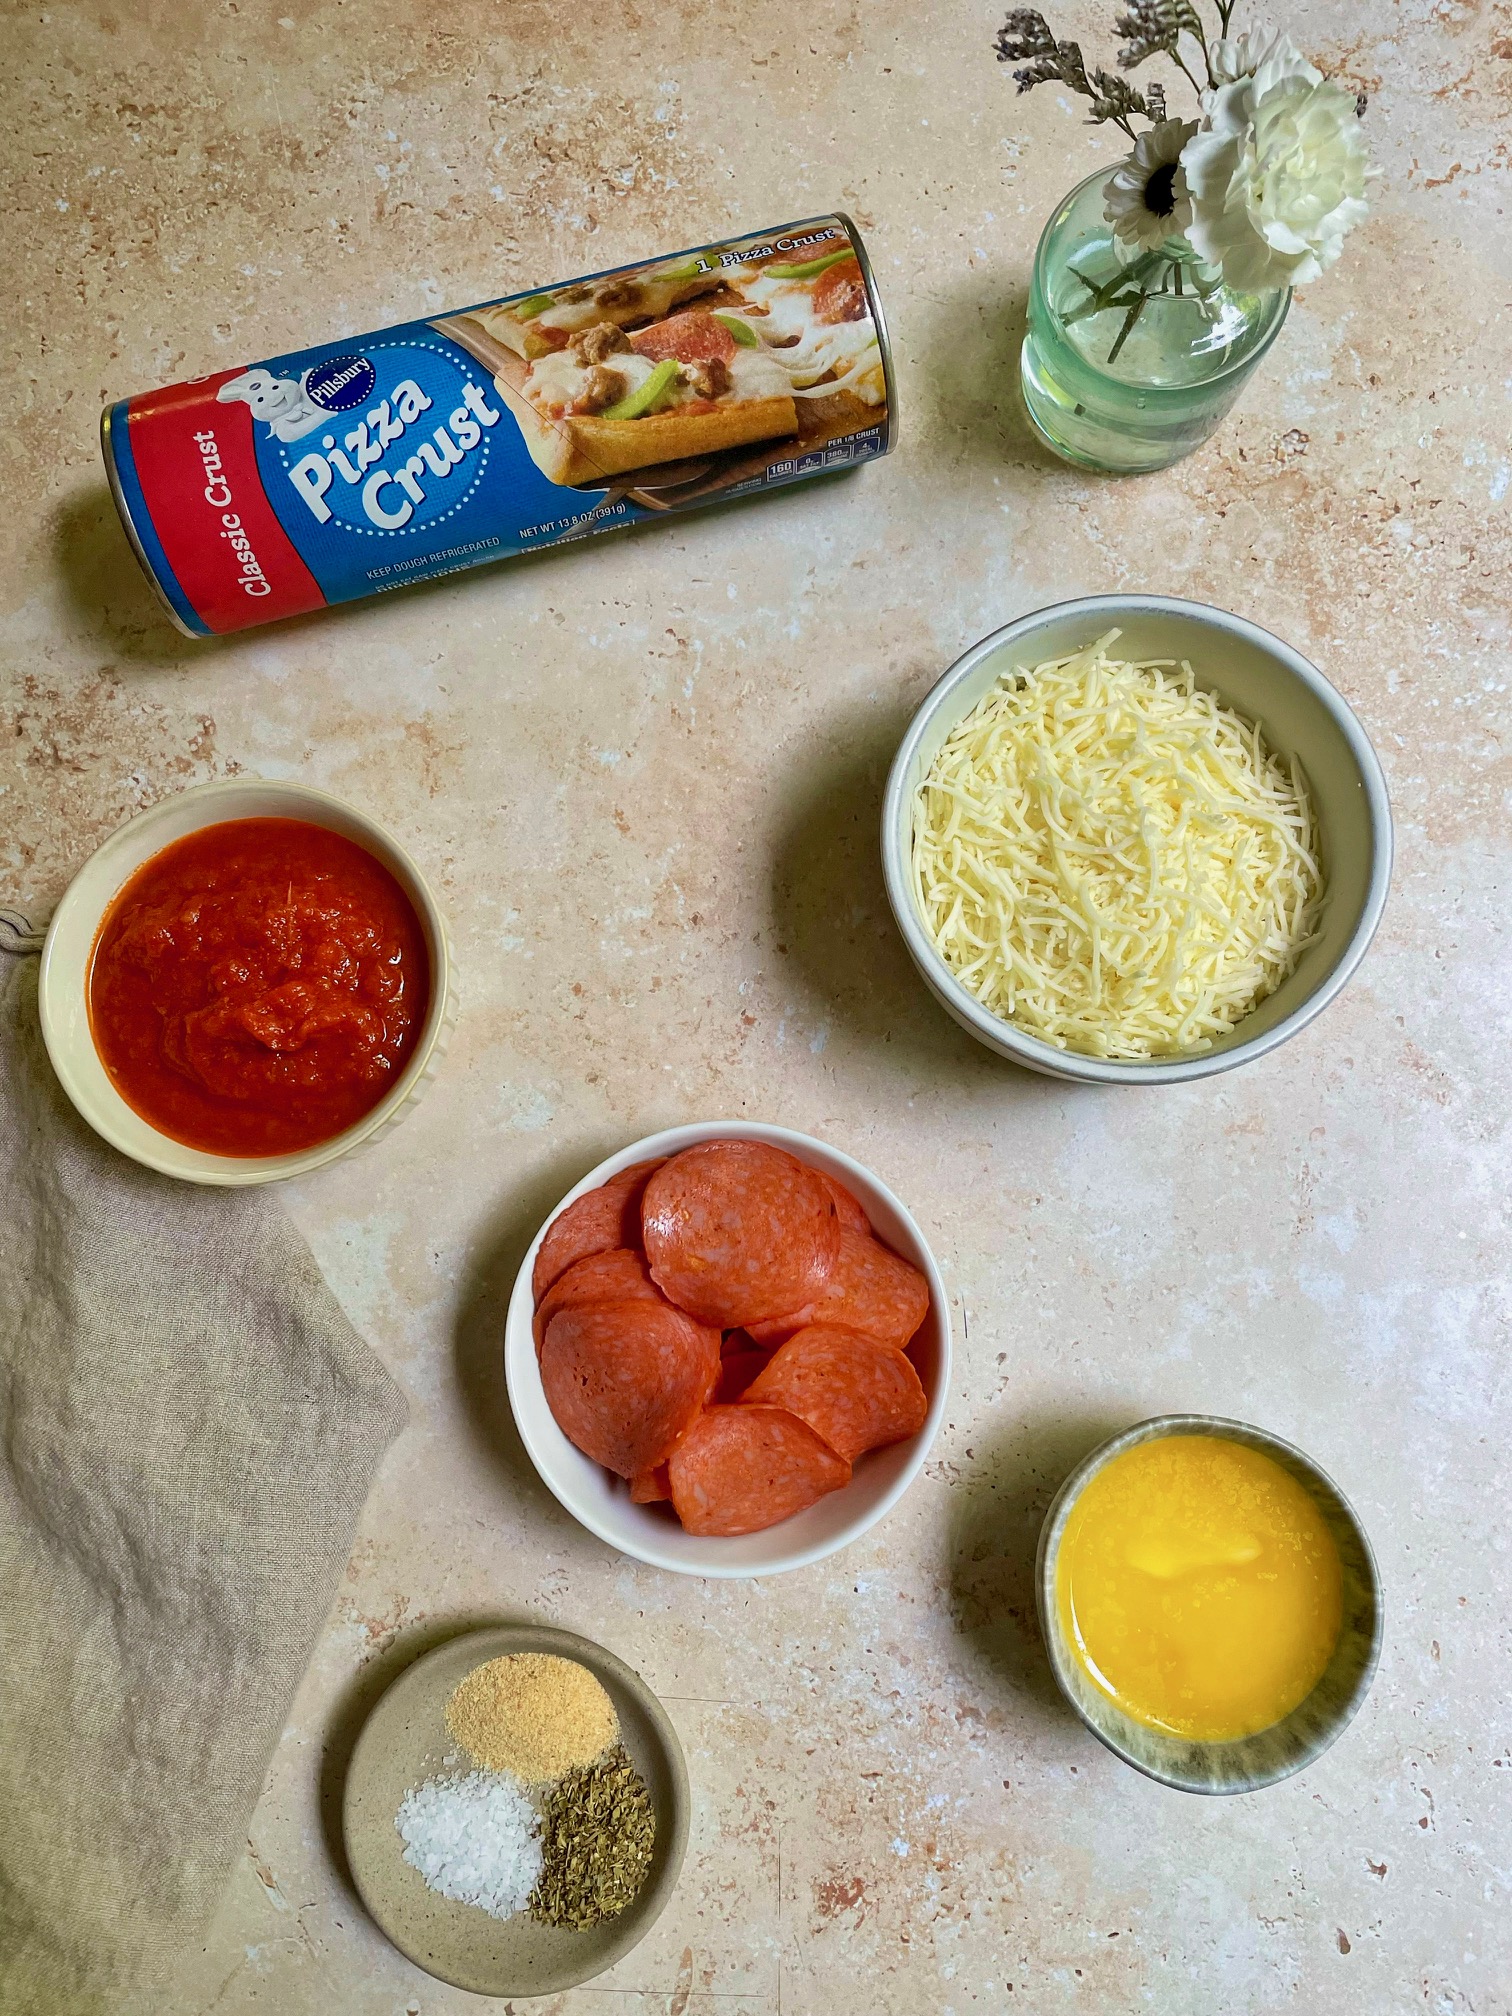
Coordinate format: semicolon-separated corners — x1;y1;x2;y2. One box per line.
103;214;894;637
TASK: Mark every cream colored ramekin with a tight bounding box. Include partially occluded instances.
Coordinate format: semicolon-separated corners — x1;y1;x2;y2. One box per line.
39;777;455;1185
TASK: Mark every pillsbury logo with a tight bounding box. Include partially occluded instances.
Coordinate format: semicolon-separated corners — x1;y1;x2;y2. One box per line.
306;354;377;412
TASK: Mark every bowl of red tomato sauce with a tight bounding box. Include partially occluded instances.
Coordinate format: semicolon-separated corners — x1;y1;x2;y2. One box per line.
40;779;454;1184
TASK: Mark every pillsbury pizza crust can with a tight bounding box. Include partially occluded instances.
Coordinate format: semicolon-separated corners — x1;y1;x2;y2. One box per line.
101;213;896;638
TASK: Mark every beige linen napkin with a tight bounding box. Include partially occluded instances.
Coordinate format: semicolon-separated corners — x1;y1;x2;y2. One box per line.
0;951;408;2015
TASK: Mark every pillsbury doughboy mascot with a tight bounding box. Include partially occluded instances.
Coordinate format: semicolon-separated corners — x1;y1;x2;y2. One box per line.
216;368;326;442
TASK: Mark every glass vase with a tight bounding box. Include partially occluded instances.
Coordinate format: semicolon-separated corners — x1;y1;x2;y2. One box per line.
1020;169;1290;476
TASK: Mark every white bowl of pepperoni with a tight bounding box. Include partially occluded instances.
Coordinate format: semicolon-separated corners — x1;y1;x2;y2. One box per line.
504;1123;950;1577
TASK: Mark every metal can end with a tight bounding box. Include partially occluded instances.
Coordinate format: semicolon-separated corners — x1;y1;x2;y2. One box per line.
100;402;204;640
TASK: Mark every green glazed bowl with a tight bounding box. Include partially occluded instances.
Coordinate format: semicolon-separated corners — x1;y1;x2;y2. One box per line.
1036;1414;1382;1794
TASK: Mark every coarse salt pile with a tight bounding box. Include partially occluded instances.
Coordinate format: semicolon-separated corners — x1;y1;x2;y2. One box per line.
396;1769;542;1919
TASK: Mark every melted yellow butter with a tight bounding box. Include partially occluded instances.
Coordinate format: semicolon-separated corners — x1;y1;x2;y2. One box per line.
1056;1435;1343;1742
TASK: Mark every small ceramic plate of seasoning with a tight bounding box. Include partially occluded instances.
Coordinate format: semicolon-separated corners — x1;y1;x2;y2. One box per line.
342;1622;689;1996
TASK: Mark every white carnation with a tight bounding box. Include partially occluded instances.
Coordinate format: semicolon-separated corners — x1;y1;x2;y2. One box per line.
1182;36;1371;292
1208;28;1288;86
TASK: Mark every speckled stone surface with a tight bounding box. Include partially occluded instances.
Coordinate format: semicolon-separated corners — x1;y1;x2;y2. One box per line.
5;3;1510;2011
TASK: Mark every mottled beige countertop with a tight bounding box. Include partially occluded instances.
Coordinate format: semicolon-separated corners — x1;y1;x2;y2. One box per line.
5;2;1510;2010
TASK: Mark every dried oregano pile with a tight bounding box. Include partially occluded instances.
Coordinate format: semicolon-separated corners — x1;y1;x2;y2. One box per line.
396;1652;655;1931
530;1746;657;1930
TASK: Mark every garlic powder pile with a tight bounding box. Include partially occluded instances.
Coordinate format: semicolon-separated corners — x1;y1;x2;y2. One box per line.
444;1653;618;1783
911;631;1324;1059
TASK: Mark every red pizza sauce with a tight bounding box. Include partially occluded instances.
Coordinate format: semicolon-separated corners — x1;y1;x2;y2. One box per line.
88;817;431;1156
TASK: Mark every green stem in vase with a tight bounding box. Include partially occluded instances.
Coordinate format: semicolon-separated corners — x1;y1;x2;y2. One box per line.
1106;290;1148;364
1062;248;1166;325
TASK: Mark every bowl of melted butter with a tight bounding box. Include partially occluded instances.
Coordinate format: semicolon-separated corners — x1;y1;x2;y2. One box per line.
1037;1416;1382;1793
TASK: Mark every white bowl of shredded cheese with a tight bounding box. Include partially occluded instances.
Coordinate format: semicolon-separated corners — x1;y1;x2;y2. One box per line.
882;598;1391;1083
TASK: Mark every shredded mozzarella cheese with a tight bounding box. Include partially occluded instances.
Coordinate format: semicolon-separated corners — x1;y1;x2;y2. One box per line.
910;632;1325;1060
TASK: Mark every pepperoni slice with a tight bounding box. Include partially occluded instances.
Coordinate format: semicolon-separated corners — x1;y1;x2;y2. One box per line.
714;1348;769;1405
743;1226;929;1348
742;1325;928;1463
817;1230;931;1344
630;310;737;366
819;1171;871;1235
742;1315;794;1348
667;1405;850;1536
540;1298;719;1479
812;256;867;326
642;1141;839;1328
531;1159;664;1303
532;1246;659;1355
630;1462;672;1504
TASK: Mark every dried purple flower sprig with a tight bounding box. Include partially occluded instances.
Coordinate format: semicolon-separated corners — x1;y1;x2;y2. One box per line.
995;0;1246;105
993;10;1169;136
1112;1;1212;95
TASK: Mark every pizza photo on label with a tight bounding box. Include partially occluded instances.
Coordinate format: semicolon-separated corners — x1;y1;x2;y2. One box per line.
491;310;803;488
468;257;725;360
433;220;890;506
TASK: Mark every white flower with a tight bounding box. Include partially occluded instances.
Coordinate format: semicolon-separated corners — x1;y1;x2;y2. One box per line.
1103;118;1199;255
1182;37;1371;292
1208;28;1287;86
